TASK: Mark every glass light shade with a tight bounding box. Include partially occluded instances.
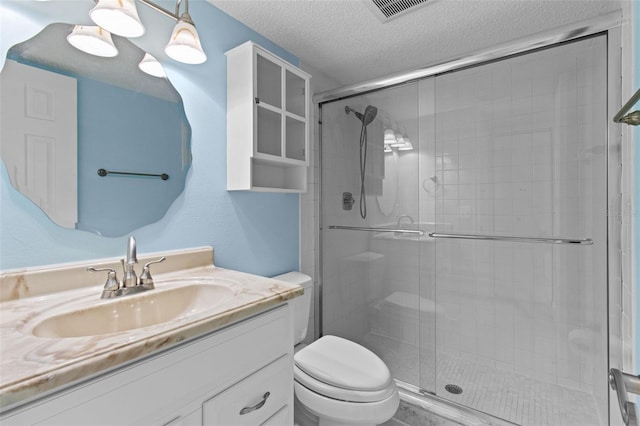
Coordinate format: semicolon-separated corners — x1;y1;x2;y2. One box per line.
67;25;118;57
138;53;166;78
390;132;405;147
398;141;414;151
90;0;145;38
165;14;207;64
384;144;393;153
384;128;396;143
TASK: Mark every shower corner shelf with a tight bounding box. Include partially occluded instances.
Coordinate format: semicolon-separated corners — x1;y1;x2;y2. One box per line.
226;41;311;193
345;251;384;263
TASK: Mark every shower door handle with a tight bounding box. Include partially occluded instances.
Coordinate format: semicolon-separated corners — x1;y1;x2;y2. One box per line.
328;225;424;235
610;368;640;426
428;232;593;245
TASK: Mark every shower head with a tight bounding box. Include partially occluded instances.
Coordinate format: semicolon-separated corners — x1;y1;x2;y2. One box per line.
345;105;378;126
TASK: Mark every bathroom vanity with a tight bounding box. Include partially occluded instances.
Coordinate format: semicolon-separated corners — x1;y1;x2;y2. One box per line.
0;247;302;425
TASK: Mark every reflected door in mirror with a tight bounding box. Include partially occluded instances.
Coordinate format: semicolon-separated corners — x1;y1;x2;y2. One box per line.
1;59;78;228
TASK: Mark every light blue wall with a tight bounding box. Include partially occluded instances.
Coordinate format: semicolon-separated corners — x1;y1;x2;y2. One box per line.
0;0;300;277
76;77;188;237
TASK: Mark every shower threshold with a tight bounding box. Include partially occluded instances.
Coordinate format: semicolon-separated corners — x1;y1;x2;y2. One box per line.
393;380;516;426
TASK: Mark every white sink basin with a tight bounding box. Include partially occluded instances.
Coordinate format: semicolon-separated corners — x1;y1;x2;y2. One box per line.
31;283;234;338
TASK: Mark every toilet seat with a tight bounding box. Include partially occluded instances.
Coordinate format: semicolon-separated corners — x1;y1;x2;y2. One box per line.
294;365;397;403
294;335;396;403
295;335;392;391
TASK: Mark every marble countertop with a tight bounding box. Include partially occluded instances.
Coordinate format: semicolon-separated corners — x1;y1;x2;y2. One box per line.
0;248;302;411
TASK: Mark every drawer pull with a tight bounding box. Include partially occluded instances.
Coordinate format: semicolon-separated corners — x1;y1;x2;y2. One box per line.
239;392;270;415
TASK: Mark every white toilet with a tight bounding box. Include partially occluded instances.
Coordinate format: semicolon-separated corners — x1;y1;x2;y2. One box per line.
273;272;399;426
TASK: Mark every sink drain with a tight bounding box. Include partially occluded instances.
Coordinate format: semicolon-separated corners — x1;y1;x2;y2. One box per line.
445;384;463;394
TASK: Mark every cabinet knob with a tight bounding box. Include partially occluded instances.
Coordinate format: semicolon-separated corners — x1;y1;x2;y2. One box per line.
239;392;270;415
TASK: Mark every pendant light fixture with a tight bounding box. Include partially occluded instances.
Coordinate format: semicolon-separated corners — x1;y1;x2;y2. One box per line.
398;141;413;151
138;53;166;77
390;132;405;148
398;133;413;150
90;0;145;38
67;25;118;57
83;0;207;64
164;11;206;64
384;128;397;144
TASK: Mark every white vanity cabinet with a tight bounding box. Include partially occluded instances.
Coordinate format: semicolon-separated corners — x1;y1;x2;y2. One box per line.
0;305;294;426
226;41;310;193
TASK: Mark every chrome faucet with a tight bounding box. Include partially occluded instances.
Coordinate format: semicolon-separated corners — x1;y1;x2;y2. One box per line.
87;236;166;299
122;236;138;288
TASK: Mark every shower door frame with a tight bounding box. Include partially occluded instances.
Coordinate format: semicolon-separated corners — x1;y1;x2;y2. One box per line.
316;11;630;426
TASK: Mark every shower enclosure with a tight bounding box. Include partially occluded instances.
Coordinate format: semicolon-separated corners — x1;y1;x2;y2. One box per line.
319;34;614;426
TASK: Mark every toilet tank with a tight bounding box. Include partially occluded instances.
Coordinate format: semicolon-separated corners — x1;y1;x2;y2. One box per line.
272;272;312;345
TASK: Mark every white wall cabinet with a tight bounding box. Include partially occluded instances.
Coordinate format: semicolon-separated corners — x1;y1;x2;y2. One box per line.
226;41;310;193
0;305;293;426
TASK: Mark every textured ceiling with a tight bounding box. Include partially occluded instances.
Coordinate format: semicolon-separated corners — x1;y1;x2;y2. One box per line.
209;0;625;87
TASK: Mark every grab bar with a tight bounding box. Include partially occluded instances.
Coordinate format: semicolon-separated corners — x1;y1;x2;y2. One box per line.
97;168;169;180
428;232;593;245
328;225;424;235
610;368;640;426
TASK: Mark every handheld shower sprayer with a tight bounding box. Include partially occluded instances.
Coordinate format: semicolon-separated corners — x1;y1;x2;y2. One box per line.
345;105;378;219
345;105;378;126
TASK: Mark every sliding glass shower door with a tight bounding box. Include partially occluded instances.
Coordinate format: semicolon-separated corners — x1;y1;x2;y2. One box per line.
320;81;435;389
321;34;609;426
427;35;608;426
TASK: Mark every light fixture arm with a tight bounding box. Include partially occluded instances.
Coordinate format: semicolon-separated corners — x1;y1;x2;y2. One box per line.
88;0;206;64
613;88;640;126
137;0;183;21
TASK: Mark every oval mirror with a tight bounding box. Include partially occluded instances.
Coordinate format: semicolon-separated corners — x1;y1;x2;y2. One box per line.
0;23;191;237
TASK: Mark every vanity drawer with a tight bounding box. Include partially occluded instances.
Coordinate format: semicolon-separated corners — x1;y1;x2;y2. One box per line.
202;354;292;425
261;405;291;425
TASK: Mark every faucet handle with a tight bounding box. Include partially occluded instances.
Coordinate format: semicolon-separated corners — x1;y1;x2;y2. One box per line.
87;267;120;298
139;257;166;289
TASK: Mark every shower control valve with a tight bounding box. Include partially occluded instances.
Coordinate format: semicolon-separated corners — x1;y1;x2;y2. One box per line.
343;192;355;211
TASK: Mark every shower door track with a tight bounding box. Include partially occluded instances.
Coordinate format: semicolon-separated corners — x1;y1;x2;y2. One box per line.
394;379;518;426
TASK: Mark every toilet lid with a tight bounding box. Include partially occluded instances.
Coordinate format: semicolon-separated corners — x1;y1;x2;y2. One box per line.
294;365;397;403
294;335;392;391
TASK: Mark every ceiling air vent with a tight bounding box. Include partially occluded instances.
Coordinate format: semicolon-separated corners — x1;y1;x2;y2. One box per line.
364;0;431;22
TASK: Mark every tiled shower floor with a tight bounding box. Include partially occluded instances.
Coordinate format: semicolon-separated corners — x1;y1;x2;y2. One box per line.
361;333;601;426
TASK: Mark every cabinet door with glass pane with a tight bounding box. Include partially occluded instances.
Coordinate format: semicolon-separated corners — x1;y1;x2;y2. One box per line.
254;47;309;164
227;41;310;193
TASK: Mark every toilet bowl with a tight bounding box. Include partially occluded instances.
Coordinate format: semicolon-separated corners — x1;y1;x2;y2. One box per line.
272;272;399;426
294;335;399;426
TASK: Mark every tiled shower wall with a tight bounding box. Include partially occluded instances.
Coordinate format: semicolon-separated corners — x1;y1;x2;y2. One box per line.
424;35;609;420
